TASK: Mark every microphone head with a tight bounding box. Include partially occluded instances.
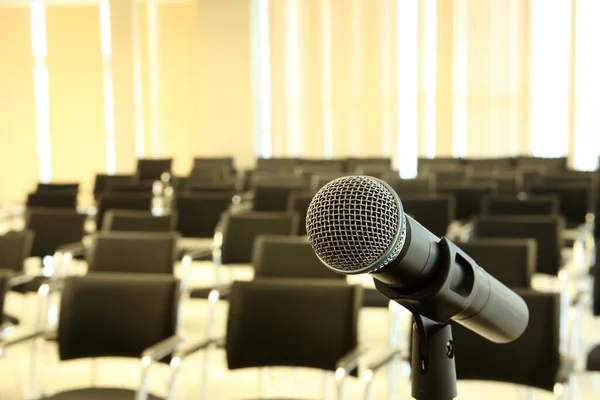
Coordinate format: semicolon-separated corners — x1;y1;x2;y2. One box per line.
306;175;407;274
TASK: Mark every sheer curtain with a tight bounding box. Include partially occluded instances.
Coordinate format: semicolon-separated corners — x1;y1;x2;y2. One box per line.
262;0;600;171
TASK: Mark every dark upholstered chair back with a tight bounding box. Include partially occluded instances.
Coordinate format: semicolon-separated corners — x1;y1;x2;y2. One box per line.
253;184;308;212
385;176;434;196
27;192;77;209
25;209;86;258
594;245;600;316
516;156;567;173
95;193;153;230
220;212;299;264
530;183;592;226
185;182;237;196
482;195;560;216
102;210;177;233
256;157;299;171
226;279;361;371
87;232;178;275
252;235;343;280
36;183;79;193
472;215;564;277
105;182;154;194
93;174;133;199
346;157;391;173
451;289;560;392
437;183;496;220
193;156;235;174
136;158;172;181
174;193;232;238
0;231;34;272
58;273;179;361
401;195;455;237
458;239;536;288
0;271;10;325
287;191;314;236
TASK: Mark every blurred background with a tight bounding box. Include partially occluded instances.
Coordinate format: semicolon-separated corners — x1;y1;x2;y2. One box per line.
1;1;600;399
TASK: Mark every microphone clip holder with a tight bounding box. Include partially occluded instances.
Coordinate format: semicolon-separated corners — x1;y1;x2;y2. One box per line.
410;314;457;400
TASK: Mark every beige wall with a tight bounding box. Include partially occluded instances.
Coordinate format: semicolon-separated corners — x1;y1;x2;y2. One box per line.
0;8;39;205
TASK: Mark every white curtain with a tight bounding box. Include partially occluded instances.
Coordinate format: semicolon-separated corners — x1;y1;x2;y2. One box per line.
262;0;600;171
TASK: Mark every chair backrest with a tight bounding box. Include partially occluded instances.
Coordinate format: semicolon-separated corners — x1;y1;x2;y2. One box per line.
346;157;392;173
437;183;496;220
105;182;154;194
95;193;153;230
136;158;173;181
193;156;235;174
25;209;86;258
482;195;560;216
36;182;79;193
93;174;134;199
463;157;514;171
252;235;343;280
0;231;34;272
516;156;567;173
298;159;346;172
188;166;229;184
87;232;178;275
471;215;564;276
226;279;361;371
311;173;349;192
0;271;9;325
530;183;592;226
287;191;314;235
433;169;473;184
185;182;237;196
257;157;299;171
252;183;308;212
417;157;462;174
102;210;178;233
594;245;600;316
174;193;232;238
385;176;434;195
220;211;299;264
58;273;179;361
27;192;78;209
400;195;455;237
458;238;537;288
451;289;560;392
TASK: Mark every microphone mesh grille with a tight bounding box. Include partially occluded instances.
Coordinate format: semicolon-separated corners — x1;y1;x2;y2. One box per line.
306;176;401;272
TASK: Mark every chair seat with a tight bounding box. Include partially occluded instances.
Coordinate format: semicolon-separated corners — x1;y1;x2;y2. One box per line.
42;387;163;400
587;344;600;371
10;275;46;294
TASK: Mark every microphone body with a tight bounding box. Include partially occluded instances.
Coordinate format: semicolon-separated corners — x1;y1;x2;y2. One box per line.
306;176;528;343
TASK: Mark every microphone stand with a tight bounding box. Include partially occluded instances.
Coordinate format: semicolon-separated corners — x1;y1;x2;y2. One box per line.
410;314;457;400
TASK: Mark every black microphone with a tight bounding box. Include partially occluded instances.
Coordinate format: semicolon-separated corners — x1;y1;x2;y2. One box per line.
306;175;528;343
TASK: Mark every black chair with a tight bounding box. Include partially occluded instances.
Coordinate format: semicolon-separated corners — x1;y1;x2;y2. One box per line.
172;279;364;399
464;157;514;172
252;235;343;280
86;232;178;275
27;192;78;209
287;191;314;236
517;156;567;173
437;183;496;221
105;181;155;194
252;183;308;212
482;195;560;216
256;157;299;171
95;193;153;230
136;158;173;181
417;157;462;174
471;215;565;277
346;157;392;173
0;231;34;325
185;182;237;196
1;273;182;400
530;183;592;227
449;289;571;395
25;208;86;260
385;176;434;195
401;195;455;237
299;158;347;172
457;239;537;288
187;167;229;185
432;168;473;184
174;193;232;238
93;174;134;199
193;156;235;175
587;245;600;371
0;271;9;333
310;172;349;192
102;210;178;233
36;183;79;193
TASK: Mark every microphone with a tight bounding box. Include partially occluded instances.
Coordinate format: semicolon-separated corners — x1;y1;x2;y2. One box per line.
306;175;528;343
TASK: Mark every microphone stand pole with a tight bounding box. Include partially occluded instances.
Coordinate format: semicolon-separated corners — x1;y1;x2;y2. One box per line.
411;314;457;400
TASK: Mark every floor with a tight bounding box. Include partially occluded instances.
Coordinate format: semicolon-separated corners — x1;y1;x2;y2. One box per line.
1;252;600;399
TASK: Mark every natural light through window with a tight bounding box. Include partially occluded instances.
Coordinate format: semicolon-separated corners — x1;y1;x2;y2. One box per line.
30;0;51;183
284;0;301;156
422;0;436;159
100;0;116;174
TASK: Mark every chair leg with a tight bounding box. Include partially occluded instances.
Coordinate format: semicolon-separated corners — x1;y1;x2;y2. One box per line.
167;358;182;400
321;371;330;400
201;347;211;400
